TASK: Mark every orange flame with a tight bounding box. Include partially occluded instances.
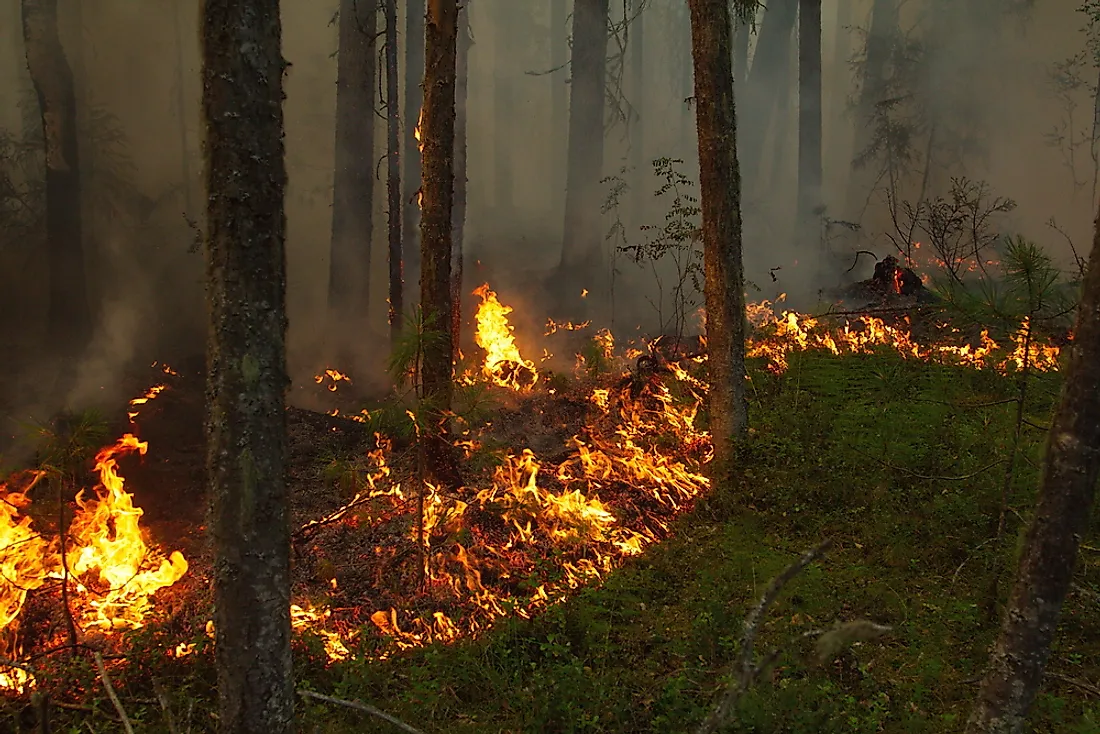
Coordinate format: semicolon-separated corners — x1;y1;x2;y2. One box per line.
472;284;539;390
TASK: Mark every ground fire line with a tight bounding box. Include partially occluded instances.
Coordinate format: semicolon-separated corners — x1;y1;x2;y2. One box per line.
0;283;1065;693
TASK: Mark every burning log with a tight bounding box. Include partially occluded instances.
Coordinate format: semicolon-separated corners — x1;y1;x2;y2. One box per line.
833;254;939;310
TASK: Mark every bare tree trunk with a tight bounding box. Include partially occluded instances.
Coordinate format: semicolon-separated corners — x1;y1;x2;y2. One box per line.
558;0;610;307
451;0;470;365
22;0;91;360
404;0;425;290
328;0;377;369
420;0;461;490
551;0;568;226
201;0;293;730
492;1;514;215
797;0;822;253
688;0;749;482
739;0;797;186
629;0;645;225
965;216;1100;732
680;6;693;146
386;0;402;344
845;0;896;219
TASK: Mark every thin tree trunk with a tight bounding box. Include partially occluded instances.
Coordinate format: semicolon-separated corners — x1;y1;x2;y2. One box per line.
680;6;693;146
629;0;645;225
797;0;822;253
492;0;514;215
558;0;610;303
174;0;195;217
328;0;377;368
386;0;402;344
739;0;797;186
404;0;425;289
420;0;461;490
732;13;751;87
451;0;470;364
551;0;568;227
845;0;897;219
965;207;1100;733
22;0;91;361
688;0;749;483
201;0;293;730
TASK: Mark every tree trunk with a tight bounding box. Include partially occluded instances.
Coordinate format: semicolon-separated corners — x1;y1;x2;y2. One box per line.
492;0;515;215
629;0;645;225
732;13;751;87
22;0;91;360
420;0;462;489
680;6;693;146
386;0;402;344
404;0;425;290
739;0;797;186
328;0;377;368
965;218;1100;731
174;0;196;217
845;0;897;219
797;0;822;253
451;0;471;365
551;0;568;227
201;0;293;731
688;0;749;482
558;0;610;306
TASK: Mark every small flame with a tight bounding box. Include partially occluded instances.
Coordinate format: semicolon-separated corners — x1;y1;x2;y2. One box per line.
314;368;351;392
472;284;539;390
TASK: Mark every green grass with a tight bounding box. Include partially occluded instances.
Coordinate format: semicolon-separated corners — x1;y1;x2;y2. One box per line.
12;350;1100;733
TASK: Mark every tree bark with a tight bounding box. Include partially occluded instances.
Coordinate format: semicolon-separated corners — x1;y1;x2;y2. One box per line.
551;0;568;227
386;0;403;344
420;0;462;489
328;0;377;368
965;217;1100;731
451;1;471;365
688;0;749;482
404;0;425;290
797;0;822;251
201;0;294;730
22;0;91;360
558;0;610;305
739;0;797;186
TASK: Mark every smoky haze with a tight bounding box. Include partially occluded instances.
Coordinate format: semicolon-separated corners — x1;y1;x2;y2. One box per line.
0;0;1092;439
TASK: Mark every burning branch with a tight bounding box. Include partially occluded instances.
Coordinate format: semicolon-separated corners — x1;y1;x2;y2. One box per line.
298;689;427;734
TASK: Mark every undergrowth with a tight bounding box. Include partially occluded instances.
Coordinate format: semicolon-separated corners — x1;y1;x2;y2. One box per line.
5;350;1099;733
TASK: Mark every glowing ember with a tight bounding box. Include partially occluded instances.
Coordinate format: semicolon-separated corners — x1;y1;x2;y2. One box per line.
472;283;539;390
314;368;351;392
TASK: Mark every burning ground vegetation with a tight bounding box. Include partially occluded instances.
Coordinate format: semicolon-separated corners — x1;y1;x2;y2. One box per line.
0;283;1075;710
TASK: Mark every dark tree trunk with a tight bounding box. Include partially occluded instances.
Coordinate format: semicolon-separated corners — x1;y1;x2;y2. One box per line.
629;0;645;225
328;0;377;367
386;0;402;344
451;1;471;365
420;0;462;489
22;0;91;360
551;0;568;225
845;0;897;218
965;218;1100;730
739;0;797;186
492;1;515;214
558;0;610;304
688;0;749;482
797;0;822;251
404;0;425;290
201;0;293;731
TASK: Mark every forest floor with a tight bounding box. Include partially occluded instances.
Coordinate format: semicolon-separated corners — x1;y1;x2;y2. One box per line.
1;328;1099;733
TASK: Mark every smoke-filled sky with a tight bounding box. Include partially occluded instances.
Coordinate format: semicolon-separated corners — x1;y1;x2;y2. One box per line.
0;0;1095;407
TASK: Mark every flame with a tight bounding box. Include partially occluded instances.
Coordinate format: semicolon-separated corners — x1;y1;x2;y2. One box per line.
472;284;539;390
414;107;424;153
314;368;351;392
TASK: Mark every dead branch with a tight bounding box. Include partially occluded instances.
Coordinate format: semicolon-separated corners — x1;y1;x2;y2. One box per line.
94;653;133;734
854;449;1004;482
292;489;376;540
298;689;426;734
153;678;180;734
696;539;833;734
1047;671;1100;698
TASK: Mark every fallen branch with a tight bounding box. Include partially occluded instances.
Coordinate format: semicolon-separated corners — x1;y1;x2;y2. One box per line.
94;653;134;734
854;449;1004;482
292;490;376;540
298;689;426;734
697;539;833;734
1047;671;1100;698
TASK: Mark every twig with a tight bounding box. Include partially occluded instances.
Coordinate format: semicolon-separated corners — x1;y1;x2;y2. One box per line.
1047;671;1100;698
94;653;134;734
58;481;80;655
854;449;1004;482
292;490;376;540
298;689;426;734
696;539;833;734
153;678;180;734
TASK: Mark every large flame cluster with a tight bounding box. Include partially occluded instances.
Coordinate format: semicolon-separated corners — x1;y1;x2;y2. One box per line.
0;383;188;692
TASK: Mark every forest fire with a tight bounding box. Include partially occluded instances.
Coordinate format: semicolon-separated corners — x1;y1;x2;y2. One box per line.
0;382;188;692
472;283;539;390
